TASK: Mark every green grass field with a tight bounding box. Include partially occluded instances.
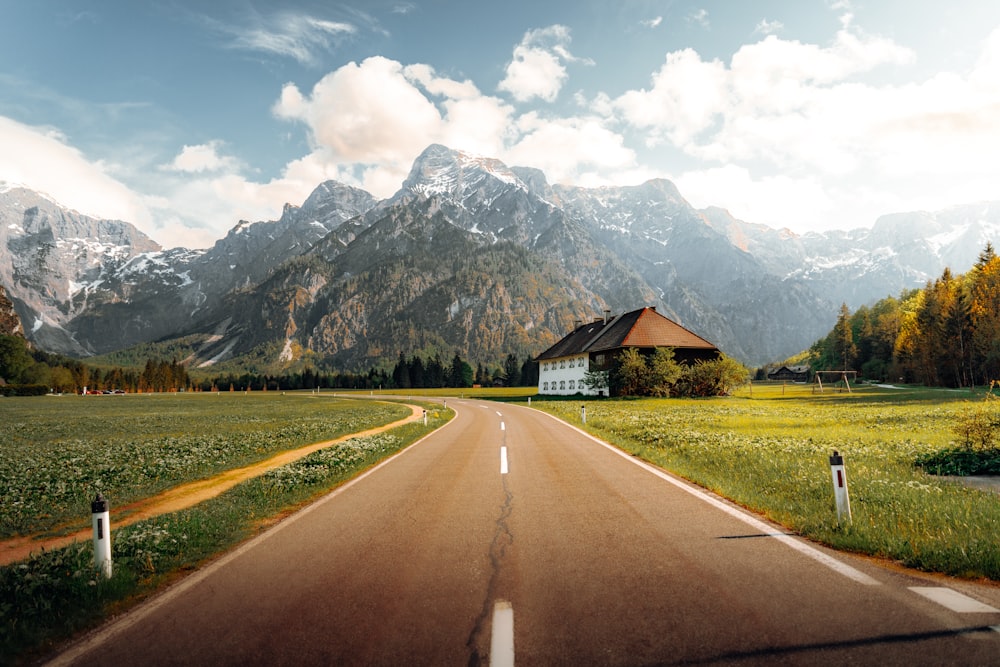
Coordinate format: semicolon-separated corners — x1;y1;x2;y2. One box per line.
0;392;409;539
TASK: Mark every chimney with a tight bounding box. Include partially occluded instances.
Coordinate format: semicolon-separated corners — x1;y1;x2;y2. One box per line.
603;309;611;324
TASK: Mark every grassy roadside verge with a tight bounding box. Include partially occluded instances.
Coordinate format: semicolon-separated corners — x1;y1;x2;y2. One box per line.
1;403;450;666
533;385;1000;582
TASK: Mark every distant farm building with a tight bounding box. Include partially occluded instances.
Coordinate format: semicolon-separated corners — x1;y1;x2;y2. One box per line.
535;306;720;396
767;365;811;382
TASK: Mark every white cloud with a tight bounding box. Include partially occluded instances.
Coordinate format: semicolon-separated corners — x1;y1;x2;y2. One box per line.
615;48;728;148
688;9;709;29
674;165;836;230
0;116;338;249
497;25;590;103
754;19;784;36
274;56;443;171
641;17;663;29
273;56;515;197
505;114;635;184
0;116;155;229
165;141;240;173
613;22;920;171
224;12;356;65
609;16;1000;231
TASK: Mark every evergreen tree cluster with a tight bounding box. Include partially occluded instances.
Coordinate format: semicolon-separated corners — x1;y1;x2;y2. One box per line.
810;243;1000;387
0;334;192;395
390;351;537;389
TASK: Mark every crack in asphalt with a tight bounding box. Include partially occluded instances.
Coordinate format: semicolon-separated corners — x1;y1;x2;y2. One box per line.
466;430;514;666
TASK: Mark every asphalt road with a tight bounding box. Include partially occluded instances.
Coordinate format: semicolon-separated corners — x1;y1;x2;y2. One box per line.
48;399;1000;666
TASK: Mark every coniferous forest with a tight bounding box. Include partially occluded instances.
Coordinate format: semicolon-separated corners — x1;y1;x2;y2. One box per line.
810;243;1000;386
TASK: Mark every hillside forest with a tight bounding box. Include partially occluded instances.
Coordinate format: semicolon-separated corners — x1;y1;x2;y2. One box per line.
809;244;1000;387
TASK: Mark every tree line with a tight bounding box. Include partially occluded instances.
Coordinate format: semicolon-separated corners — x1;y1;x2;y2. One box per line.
391;352;537;389
810;243;1000;387
0;334;540;395
0;337;192;395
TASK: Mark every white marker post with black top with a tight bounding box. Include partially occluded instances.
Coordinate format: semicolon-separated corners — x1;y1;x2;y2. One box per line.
829;451;852;524
91;493;112;578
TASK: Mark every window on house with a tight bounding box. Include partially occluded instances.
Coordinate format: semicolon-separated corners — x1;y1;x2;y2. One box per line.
569;380;575;390
560;381;566;390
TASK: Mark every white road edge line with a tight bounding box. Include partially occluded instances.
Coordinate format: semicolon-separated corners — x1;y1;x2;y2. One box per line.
909;587;1000;613
537;411;882;587
490;600;515;667
500;446;509;475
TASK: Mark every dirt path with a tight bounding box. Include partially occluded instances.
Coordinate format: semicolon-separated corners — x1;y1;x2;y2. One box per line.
0;403;424;567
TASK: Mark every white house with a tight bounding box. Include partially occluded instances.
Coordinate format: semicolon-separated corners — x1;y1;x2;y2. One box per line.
535;306;720;396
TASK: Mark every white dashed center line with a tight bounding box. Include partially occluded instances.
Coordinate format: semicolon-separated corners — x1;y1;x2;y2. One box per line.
490;600;514;667
500;446;509;475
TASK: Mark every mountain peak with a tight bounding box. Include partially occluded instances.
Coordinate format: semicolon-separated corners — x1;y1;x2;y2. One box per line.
301;180;373;213
401;144;525;199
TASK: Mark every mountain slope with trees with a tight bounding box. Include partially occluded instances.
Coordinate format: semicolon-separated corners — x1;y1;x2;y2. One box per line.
811;244;1000;386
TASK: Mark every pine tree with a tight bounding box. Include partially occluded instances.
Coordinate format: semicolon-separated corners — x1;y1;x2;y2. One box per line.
833;303;857;370
502;353;520;387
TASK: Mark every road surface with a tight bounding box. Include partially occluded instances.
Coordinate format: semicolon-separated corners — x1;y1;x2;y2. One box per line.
48;399;1000;665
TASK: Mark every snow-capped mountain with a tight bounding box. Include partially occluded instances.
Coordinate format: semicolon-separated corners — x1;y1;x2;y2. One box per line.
705;203;1000;307
0;185;161;353
2;146;998;368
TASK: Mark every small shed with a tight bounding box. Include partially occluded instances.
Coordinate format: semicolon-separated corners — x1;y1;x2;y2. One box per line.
767;365;810;382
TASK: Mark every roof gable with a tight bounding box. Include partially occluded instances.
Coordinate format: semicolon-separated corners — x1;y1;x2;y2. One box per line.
535;319;611;360
536;307;718;361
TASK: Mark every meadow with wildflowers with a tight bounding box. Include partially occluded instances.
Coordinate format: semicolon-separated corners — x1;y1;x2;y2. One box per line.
0;393;408;539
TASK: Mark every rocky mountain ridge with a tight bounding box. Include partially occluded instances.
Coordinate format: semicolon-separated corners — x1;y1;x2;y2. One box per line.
2;146;998;369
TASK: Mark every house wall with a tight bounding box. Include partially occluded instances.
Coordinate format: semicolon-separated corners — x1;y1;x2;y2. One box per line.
538;354;599;395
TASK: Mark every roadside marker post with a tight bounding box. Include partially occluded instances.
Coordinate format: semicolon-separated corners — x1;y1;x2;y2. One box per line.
581;404;586;425
423;409;428;426
91;493;112;578
829;451;852;524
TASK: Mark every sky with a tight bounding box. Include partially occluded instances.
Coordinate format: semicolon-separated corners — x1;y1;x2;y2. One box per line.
3;1;1000;249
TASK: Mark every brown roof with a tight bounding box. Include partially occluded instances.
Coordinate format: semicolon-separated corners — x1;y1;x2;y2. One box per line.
534;318;613;361
536;306;718;360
